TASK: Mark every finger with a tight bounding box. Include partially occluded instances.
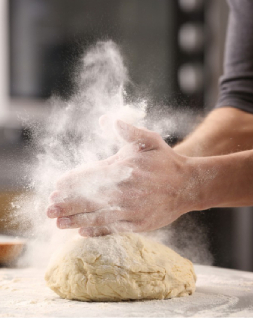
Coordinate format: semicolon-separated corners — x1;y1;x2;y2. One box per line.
115;120;161;151
49;190;64;204
55;163;101;192
47;197;104;218
78;221;141;237
99;154;120;165
55;163;120;193
57;208;126;229
79;226;112;237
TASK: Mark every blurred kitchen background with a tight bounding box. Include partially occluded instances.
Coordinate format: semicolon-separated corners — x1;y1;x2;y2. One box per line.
0;0;252;271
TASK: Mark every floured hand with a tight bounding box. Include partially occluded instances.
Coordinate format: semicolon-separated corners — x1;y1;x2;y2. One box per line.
47;120;200;236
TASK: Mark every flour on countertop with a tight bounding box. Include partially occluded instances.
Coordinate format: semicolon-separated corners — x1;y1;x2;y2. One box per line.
1;265;253;317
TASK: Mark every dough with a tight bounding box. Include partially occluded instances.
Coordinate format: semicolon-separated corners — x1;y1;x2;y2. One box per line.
45;233;196;301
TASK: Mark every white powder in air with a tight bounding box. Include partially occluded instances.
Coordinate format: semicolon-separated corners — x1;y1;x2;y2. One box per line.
12;41;147;267
10;40;212;268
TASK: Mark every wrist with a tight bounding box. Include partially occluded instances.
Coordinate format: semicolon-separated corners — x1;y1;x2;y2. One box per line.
185;156;215;212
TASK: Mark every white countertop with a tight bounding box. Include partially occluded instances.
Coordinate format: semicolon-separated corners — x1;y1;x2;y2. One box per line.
1;265;253;318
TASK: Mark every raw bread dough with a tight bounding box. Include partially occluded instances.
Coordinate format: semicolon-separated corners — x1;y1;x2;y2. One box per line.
45;233;196;302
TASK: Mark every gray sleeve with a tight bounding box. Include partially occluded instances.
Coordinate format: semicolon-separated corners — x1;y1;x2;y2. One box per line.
215;0;253;114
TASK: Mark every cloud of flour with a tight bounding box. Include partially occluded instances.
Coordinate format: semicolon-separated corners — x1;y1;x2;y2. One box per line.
12;41;146;267
10;40;212;267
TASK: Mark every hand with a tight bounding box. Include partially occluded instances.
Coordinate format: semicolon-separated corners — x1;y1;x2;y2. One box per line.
47;120;200;236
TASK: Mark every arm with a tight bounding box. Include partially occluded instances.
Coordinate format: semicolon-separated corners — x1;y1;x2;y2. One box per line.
47;121;253;237
193;149;253;209
175;0;253;157
174;107;253;157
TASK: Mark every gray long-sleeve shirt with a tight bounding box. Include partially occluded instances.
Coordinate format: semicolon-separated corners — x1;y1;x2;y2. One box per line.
215;0;253;113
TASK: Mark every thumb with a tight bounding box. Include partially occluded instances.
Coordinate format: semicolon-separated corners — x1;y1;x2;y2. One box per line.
115;120;160;151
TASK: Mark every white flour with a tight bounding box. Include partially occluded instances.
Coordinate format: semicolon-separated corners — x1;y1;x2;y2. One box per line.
10;40;212;271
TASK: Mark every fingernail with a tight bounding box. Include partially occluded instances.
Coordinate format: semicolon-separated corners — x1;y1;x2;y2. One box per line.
48;207;61;218
59;218;71;228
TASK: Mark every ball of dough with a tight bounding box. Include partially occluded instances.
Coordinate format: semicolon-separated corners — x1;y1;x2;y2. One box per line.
45;233;196;301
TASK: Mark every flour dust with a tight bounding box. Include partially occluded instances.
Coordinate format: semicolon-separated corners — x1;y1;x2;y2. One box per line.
10;40;212;267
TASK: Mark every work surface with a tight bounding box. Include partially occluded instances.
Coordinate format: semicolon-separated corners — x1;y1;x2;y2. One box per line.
1;265;253;318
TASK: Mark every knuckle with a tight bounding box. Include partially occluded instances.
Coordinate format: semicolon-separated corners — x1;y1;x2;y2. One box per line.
93;214;105;226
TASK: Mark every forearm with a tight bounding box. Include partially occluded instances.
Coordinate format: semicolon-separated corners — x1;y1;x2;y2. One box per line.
193;149;253;210
174;107;253;157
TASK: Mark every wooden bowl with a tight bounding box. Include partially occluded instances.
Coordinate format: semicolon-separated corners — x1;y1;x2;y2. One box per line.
0;236;26;264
